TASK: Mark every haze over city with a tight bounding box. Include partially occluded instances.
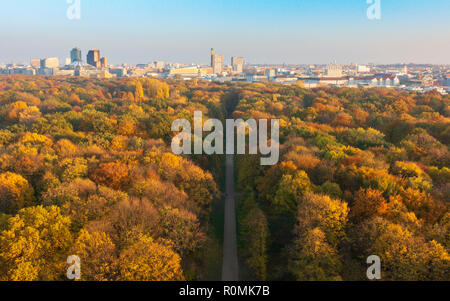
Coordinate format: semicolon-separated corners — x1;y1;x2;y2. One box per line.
1;0;450;65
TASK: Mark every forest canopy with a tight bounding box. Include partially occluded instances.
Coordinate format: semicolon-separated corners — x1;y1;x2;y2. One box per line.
0;75;448;281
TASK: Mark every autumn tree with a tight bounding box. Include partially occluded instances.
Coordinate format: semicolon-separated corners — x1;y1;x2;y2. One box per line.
134;81;145;103
159;206;205;255
350;188;388;223
70;230;117;281
288;228;343;281
372;223;449;280
238;195;269;281
0;172;35;213
118;235;184;281
296;193;349;247
0;206;72;281
90;162;131;191
274;170;312;214
146;78;170;99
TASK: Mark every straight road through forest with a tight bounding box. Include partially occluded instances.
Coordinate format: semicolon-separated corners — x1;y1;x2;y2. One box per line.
222;154;239;281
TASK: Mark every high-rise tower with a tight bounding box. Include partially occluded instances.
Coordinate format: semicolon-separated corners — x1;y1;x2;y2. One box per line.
70;47;82;63
211;48;224;75
231;57;244;73
87;49;101;68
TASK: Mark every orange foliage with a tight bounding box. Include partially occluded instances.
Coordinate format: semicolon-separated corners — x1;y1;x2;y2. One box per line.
90;162;131;191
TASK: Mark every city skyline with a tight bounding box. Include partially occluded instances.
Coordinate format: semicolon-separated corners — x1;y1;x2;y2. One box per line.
6;45;450;70
0;0;449;65
3;44;450;68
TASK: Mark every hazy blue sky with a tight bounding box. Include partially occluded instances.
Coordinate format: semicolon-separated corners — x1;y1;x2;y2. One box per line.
0;0;449;65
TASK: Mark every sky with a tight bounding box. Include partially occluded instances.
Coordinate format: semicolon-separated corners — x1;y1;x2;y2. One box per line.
0;0;449;65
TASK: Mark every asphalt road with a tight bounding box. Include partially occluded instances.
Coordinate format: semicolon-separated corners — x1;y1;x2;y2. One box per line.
221;154;239;281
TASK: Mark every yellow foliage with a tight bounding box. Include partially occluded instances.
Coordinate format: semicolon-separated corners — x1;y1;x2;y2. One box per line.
71;230;117;281
146;78;170;99
12;101;27;111
55;139;78;157
0;206;72;281
118;235;184;281
111;136;129;150
117;119;137;136
0;172;35;213
134;81;145;103
20;132;52;147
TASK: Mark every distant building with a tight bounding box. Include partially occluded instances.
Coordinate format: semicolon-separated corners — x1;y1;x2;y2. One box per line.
168;66;213;77
405;74;435;87
96;70;114;79
273;77;299;84
71;47;82;63
109;68;127;77
356;65;371;73
349;74;400;87
231;57;244;73
211;48;224;74
246;74;268;83
40;57;59;69
11;67;36;76
169;66;200;76
30;59;41;69
136;63;150;69
444;74;450;87
87;49;101;68
100;57;108;68
303;76;348;88
419;86;447;95
75;68;114;78
65;58;71;65
325;62;343;78
265;69;276;81
54;69;75;76
139;61;166;70
154;61;165;69
402;65;408;74
38;68;57;76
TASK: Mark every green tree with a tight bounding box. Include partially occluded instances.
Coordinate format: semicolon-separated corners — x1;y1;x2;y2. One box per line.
274;170;312;214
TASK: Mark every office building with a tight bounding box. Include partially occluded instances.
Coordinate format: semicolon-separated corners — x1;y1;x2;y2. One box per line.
38;68;56;76
87;49;101;68
100;57;108;68
109;68;127;77
71;47;82;63
54;69;75;76
356;65;371;73
154;61;165;69
325;62;343;78
211;48;224;74
30;59;41;69
231;57;244;73
40;57;59;69
169;66;213;77
265;69;276;80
